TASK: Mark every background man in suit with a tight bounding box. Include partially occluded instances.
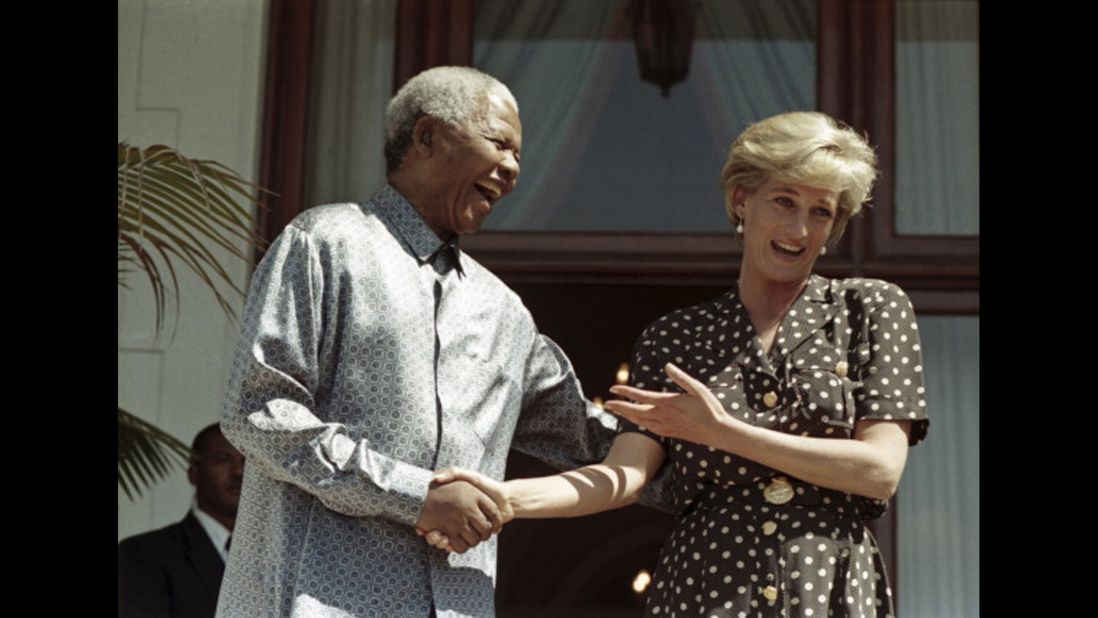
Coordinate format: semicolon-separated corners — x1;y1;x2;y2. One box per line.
118;423;245;618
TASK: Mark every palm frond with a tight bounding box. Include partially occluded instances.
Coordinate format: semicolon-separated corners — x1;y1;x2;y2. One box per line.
117;142;272;336
117;143;273;497
117;408;193;501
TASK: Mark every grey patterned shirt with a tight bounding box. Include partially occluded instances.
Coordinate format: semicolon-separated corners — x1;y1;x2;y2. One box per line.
218;185;619;617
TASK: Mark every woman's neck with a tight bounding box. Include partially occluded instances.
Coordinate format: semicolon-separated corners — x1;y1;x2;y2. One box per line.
737;268;810;329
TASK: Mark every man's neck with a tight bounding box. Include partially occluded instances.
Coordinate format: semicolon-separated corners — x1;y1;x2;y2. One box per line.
196;501;235;532
388;172;449;239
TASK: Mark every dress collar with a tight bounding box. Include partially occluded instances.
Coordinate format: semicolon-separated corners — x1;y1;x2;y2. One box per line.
722;274;836;374
800;273;831;304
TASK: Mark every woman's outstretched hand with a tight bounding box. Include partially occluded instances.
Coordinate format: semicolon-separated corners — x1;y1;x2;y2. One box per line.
605;362;736;445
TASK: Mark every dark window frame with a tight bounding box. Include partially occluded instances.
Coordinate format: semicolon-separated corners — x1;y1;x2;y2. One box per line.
257;0;977;316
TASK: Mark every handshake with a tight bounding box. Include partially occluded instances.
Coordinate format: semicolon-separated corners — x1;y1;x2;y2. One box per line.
414;468;511;554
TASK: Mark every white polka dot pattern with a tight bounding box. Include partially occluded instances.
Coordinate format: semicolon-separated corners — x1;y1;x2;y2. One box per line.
218;185;618;617
619;275;927;617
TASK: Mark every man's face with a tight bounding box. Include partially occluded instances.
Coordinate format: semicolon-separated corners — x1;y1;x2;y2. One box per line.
420;93;522;237
188;430;244;521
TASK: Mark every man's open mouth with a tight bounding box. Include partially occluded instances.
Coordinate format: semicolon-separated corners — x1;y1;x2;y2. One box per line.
475;180;501;202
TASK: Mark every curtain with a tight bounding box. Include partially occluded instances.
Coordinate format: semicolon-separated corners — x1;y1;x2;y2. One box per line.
894;0;980;236
304;0;396;207
693;0;816;142
474;0;620;230
898;316;980;617
474;0;815;232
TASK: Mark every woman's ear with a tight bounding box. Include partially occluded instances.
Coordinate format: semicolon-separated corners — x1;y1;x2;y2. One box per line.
730;186;747;219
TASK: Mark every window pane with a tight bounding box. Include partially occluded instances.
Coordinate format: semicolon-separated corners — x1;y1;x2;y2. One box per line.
304;0;395;208
898;315;979;617
895;0;979;236
474;0;816;232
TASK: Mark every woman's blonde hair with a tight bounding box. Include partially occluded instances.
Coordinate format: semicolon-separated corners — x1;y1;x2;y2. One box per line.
720;111;878;244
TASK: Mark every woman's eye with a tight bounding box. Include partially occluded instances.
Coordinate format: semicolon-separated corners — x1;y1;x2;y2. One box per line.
775;197;794;208
814;207;834;218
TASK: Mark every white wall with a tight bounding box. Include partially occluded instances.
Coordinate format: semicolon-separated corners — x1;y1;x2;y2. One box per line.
118;0;267;541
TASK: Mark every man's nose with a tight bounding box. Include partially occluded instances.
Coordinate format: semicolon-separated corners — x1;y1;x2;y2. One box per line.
498;152;519;184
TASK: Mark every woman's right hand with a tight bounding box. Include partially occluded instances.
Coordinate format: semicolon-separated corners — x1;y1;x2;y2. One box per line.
433;467;515;526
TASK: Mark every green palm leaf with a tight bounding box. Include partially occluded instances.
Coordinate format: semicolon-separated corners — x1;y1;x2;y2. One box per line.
118;143;272;499
117;408;192;501
117;142;270;335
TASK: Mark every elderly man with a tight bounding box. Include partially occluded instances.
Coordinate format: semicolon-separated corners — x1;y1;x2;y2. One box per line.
217;67;622;617
118;423;245;618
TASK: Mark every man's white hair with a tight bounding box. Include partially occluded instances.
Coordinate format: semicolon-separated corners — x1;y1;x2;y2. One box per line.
384;66;516;173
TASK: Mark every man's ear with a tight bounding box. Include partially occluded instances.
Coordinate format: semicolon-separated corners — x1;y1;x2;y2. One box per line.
411;116;437;157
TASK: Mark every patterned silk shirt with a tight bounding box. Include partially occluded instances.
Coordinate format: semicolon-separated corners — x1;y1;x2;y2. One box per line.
218;185;620;617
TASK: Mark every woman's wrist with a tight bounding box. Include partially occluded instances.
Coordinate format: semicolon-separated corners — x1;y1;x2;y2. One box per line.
710;413;751;455
501;479;530;517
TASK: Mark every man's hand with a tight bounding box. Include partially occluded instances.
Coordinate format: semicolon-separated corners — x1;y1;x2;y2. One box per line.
414;481;503;554
418;469;514;553
432;468;513;522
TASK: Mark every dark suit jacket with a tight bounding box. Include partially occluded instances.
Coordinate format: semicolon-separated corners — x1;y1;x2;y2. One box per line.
117;511;225;618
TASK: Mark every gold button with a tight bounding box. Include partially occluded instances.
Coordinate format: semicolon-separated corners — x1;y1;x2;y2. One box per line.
763;477;794;505
763;391;778;408
762;585;778;601
761;521;777;536
835;361;849;378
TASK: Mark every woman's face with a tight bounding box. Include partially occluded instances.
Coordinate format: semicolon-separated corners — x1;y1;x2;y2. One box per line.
734;177;839;286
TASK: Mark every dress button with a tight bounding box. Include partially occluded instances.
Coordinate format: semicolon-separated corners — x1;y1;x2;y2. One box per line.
762;521;777;536
763;477;794;505
763;391;778;408
763;585;778;602
835;361;849;378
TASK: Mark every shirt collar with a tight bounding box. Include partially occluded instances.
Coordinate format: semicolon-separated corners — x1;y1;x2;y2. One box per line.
191;500;231;562
372;184;465;276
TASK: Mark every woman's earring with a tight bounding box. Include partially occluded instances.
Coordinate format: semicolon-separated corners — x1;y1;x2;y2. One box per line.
819;246;827;256
735;214;744;234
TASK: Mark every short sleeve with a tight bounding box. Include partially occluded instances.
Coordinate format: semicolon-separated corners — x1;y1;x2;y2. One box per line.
616;322;673;445
851;281;929;446
606;321;679;513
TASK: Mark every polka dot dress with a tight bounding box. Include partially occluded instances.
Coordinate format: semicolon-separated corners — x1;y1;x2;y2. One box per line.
621;276;929;618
